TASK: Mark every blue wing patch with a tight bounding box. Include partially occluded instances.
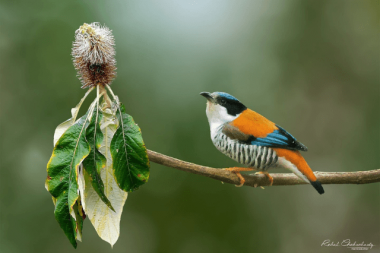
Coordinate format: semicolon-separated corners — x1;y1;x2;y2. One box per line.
251;125;308;151
222;123;308;151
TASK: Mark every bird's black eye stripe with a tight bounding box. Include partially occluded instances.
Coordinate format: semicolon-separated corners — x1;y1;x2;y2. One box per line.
216;96;247;116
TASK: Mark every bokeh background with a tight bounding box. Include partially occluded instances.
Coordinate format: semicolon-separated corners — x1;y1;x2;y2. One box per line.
1;1;379;252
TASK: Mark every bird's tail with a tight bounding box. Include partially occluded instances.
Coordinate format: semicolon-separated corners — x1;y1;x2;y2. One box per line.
310;180;325;194
273;148;325;194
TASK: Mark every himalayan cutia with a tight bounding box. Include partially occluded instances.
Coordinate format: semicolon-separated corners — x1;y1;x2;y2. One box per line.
200;91;324;194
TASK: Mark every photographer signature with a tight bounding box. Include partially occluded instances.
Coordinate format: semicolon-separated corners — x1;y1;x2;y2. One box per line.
321;239;375;250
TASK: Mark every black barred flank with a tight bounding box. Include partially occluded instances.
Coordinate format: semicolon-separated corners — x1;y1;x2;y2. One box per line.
213;130;278;170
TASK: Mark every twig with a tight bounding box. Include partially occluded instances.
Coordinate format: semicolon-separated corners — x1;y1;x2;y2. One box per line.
147;150;380;187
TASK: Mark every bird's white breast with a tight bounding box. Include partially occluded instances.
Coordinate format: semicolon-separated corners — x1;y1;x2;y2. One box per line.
205;101;238;139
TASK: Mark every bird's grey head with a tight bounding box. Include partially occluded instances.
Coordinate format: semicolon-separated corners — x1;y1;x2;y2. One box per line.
200;91;247;135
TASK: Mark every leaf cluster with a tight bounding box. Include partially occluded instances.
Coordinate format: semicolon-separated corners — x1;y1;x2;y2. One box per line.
46;86;150;248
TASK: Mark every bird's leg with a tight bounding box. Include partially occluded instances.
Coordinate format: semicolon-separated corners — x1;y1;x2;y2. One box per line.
255;171;274;186
223;167;254;187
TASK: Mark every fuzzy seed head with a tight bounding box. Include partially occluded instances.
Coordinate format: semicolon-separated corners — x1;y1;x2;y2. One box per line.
72;22;117;88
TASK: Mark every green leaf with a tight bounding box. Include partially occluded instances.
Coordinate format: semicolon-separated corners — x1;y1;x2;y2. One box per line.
78;103;128;246
82;104;115;211
46;88;93;198
46;110;92;248
110;103;150;192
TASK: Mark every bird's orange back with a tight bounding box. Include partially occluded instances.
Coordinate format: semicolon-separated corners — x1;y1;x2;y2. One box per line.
231;109;277;138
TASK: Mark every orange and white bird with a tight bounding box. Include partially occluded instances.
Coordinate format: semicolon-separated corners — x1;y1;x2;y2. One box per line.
200;91;324;194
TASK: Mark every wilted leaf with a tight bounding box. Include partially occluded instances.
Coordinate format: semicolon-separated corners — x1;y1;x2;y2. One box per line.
111;103;150;192
72;198;86;242
46;110;92;248
53;87;94;146
82;104;114;211
78;104;128;246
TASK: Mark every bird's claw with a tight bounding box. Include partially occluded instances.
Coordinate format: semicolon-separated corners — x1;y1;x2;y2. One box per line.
223;167;253;187
255;171;274;186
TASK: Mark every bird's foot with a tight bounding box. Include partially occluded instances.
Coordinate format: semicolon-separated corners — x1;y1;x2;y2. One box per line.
224;167;254;187
255;171;274;186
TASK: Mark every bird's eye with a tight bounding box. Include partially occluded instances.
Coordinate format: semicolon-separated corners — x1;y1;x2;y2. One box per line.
221;99;226;105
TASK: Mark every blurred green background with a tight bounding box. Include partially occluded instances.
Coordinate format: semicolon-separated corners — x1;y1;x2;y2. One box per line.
1;1;379;252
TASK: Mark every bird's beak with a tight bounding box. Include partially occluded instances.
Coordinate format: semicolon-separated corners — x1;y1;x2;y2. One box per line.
200;92;213;101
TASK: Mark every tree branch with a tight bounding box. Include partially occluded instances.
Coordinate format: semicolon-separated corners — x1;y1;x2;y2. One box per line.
147;150;380;187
